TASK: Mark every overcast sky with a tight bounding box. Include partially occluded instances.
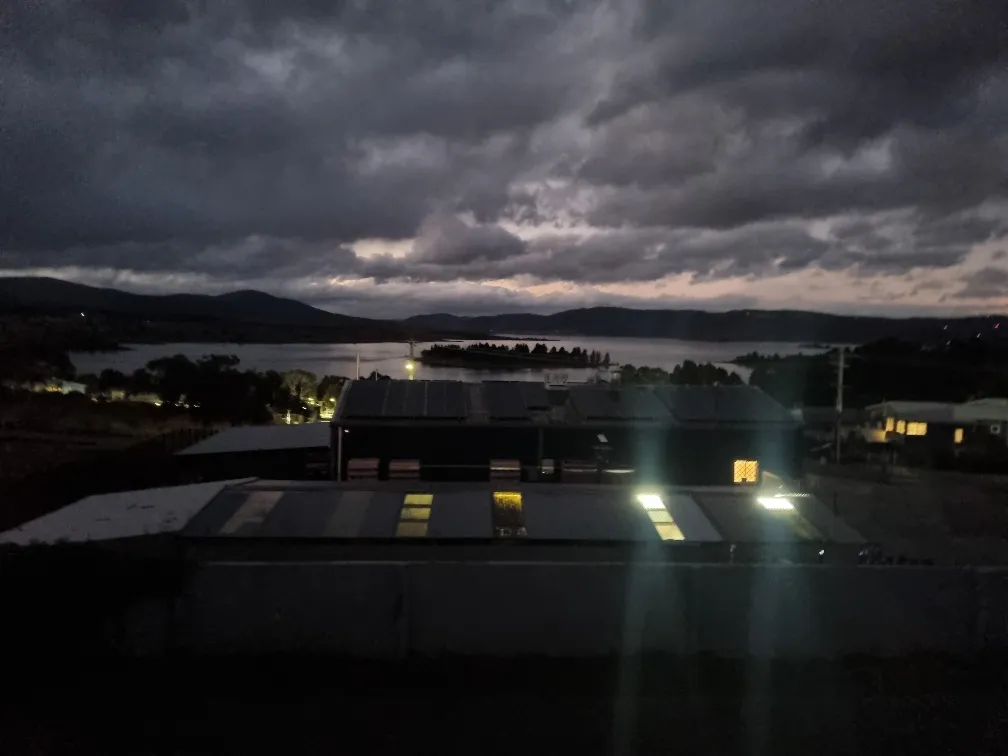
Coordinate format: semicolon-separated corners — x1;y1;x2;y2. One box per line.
2;0;1007;318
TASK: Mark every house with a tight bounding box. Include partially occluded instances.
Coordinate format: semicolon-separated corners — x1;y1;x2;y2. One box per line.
864;398;1008;463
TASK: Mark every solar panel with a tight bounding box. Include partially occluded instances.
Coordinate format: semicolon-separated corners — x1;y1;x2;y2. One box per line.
569;387;619;420
519;383;550;410
382;380;408;417
619;387;669;420
657;386;793;423
404;380;426;417
444;382;466;418
341;380;388;418
657;386;715;421
425;381;445;417
484;382;530;420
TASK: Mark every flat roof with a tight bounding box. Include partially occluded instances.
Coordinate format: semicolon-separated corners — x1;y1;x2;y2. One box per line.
334;379;797;428
177;423;330;456
2;479;862;551
0;479;253;545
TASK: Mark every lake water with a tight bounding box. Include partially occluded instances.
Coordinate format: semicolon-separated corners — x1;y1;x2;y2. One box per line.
70;337;821;383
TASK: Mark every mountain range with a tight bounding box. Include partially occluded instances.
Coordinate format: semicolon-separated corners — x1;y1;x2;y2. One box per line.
406;307;1005;343
0;277;422;343
0;277;1004;344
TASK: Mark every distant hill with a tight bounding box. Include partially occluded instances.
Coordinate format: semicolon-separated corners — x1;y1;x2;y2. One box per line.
405;307;1007;344
0;277;419;342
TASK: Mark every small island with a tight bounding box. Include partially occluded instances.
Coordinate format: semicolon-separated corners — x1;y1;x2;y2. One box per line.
420;342;611;369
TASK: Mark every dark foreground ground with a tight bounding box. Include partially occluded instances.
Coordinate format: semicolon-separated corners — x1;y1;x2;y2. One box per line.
3;655;1006;755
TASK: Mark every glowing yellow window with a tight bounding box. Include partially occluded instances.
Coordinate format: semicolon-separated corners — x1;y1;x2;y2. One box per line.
906;422;928;436
733;459;759;484
493;492;523;508
395;521;428;538
954;428;964;444
654;522;685;541
397;493;433;537
885;417;895;432
647;509;674;523
493;491;526;536
896;420;906;434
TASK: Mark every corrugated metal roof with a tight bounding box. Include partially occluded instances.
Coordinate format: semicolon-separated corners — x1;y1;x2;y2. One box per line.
691;490;864;544
3;480;860;548
177;423;330;456
179;482;730;542
521;488;659;541
0;479;253;545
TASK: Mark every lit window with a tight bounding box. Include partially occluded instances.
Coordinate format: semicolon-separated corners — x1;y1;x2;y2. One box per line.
636;492;686;541
954;428;964;444
906;422;928;436
885;417;895;432
493;491;523;508
396;493;433;537
757;496;794;511
896;420;906;434
654;522;685;541
636;493;665;510
493;491;526;536
733;459;759;484
395;521;428;538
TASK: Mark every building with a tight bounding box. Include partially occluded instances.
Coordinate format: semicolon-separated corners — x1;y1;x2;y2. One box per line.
331;379;801;486
177;422;331;480
8;475;1008;660
865;398;1008;463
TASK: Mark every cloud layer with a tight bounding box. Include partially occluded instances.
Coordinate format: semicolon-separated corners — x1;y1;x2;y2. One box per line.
2;0;1007;316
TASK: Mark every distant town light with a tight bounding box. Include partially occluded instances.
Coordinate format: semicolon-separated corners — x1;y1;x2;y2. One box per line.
405;361;415;371
636;493;665;510
757;496;794;511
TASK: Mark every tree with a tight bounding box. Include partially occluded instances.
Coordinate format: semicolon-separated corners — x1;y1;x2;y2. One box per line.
317;375;347;403
147;354;198;406
603;352;611;366
98;368;127;392
283;369;318;403
130;368;154;394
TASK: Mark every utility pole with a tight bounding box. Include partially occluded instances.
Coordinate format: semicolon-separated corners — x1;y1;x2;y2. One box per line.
834;348;845;464
356;352;360;380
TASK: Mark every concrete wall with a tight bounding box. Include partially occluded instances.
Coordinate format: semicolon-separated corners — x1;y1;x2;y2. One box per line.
109;561;1008;659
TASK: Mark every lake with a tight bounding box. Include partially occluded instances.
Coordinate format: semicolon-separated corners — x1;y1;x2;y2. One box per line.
70;337;822;383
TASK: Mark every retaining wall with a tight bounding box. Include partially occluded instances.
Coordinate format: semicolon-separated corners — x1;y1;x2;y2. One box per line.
111;562;1008;659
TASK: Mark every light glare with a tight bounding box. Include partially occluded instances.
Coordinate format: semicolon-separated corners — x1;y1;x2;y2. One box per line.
636;493;665;510
758;496;794;511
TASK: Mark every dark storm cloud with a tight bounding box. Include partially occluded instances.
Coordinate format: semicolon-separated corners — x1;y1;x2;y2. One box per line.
0;0;583;251
954;268;1008;299
1;0;1007;302
580;0;1008;248
0;237;364;279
